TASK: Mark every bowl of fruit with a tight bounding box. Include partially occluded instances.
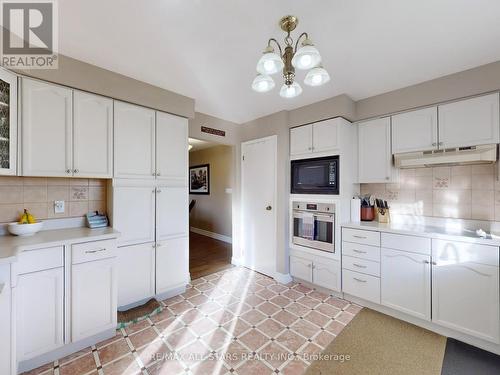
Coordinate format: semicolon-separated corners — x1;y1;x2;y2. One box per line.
8;209;43;236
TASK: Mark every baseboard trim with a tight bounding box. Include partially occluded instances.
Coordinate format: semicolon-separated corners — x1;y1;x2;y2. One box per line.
231;256;244;266
274;272;293;284
190;227;232;244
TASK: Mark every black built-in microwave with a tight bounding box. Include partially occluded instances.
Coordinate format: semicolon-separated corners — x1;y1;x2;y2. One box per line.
291;155;339;195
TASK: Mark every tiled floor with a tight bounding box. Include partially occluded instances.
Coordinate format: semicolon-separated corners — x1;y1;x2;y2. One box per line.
25;267;361;375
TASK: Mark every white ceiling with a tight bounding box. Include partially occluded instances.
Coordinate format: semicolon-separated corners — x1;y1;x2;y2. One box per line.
58;0;500;123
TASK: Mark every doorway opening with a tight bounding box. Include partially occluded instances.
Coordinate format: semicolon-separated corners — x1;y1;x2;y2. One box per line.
188;137;233;279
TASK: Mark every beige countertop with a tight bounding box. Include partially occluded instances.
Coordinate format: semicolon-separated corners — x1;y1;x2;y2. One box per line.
0;227;120;264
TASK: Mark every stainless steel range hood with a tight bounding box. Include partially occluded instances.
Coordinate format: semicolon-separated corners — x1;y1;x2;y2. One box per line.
394;144;498;168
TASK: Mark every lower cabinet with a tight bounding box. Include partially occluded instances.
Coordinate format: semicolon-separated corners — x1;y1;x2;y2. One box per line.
72;258;117;342
156;237;189;295
117;243;155;307
0;264;13;375
290;252;340;292
290;256;312;283
16;267;64;361
342;269;380;304
381;248;431;320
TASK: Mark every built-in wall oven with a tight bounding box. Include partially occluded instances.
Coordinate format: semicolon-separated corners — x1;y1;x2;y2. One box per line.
291;155;339;195
292;201;335;253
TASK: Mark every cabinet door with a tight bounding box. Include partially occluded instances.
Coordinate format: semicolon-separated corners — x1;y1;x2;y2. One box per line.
117;243;155;307
358;117;396;183
22;78;72;177
73;91;113;178
290;255;313;283
432;239;499;343
156;111;188;182
156;185;188;241
156;237;189;295
112;184;155;246
0;265;12;375
72;258;117;342
312;119;338;153
381;248;430;320
0;69;17;176
438;93;500;149
114;101;155;179
313;257;340;292
290;125;313;157
392;107;438;153
17;268;64;360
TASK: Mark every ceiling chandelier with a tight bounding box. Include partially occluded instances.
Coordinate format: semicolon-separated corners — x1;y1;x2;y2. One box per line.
252;15;330;98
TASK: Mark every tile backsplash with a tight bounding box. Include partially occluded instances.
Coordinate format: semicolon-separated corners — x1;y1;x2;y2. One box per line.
0;177;107;223
360;164;500;221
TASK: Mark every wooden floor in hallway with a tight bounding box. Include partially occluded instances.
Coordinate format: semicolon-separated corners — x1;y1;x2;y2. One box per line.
189;231;233;279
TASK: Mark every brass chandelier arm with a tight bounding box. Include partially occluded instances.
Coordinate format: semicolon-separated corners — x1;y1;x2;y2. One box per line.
267;38;283;56
294;32;309;53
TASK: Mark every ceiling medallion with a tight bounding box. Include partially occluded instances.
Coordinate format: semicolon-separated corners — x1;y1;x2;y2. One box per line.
252;15;330;98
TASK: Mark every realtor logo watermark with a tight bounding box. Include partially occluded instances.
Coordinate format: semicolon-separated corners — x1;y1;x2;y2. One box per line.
0;0;58;68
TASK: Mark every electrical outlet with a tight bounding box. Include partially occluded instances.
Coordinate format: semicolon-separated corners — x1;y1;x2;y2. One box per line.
54;200;65;214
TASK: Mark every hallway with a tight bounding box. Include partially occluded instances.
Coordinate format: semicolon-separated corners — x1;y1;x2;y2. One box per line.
189;232;233;279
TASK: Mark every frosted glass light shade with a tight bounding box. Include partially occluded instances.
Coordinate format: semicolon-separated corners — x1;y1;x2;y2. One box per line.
251;74;275;93
279;82;302;98
256;52;284;75
292;44;321;70
304;66;330;86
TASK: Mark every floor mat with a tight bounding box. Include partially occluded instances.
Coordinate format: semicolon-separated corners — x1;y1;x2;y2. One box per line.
441;338;500;375
117;298;161;327
305;308;447;375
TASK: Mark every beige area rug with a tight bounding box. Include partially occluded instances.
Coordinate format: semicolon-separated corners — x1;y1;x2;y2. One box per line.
305;308;447;375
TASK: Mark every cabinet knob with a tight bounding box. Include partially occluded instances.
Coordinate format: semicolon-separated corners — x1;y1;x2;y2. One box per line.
66;169;71;174
438;142;443;146
423;260;430;264
152;173;156;176
385;176;390;180
73;169;79;174
266;205;272;211
156;172;161;176
432;142;437;146
157;189;162;193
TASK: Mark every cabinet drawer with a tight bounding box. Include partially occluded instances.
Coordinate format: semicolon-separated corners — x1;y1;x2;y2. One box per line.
342;255;380;277
342;269;380;304
342;241;380;262
72;239;116;264
17;246;63;274
343;228;380;246
381;233;430;255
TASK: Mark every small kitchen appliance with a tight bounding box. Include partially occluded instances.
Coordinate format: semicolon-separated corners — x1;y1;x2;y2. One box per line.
291;155;339;194
292;201;335;253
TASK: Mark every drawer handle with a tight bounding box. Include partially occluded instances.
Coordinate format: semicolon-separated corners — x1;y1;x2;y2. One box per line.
85;248;106;254
352;249;367;254
353;235;367;239
353;277;367;283
352;263;367;268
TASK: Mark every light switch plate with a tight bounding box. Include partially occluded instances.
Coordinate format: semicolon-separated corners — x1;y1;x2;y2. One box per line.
54;200;65;214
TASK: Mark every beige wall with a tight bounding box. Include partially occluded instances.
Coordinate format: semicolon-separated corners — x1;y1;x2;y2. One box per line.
0;177;106;223
189;145;233;237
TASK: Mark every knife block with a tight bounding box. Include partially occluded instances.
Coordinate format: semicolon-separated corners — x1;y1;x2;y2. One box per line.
376;204;390;223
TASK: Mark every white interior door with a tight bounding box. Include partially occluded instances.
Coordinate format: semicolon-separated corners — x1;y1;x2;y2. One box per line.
241;136;277;277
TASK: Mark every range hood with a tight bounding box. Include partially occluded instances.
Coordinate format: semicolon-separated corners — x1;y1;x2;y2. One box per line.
394;144;498;168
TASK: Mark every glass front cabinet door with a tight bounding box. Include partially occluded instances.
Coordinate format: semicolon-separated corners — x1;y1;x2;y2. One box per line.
0;69;17;175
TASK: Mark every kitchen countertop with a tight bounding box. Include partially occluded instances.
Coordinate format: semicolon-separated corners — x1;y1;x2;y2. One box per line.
0;227;120;264
342;221;500;247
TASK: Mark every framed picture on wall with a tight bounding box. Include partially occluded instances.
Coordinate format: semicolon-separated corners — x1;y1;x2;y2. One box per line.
189;164;210;195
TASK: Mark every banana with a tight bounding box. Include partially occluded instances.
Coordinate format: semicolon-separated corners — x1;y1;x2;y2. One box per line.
27;210;36;224
19;209;29;224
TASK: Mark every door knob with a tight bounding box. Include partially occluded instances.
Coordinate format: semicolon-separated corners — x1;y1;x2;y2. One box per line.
266;205;272;211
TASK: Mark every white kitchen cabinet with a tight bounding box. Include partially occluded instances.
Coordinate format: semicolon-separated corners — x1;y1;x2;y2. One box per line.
342;269;380;304
156;237;189;295
431;239;499;343
391;107;438;153
73;91;113;178
438;93;500;149
111;182;156;246
290;125;313;157
0;265;13;375
72;257;117;342
0;69;17;176
381;248;431;321
117;242;155;307
313;257;340;291
290;255;313;283
114;101;156;179
156;111;188;181
16;267;64;361
358;117;397;183
21;78;73;177
156;185;188;241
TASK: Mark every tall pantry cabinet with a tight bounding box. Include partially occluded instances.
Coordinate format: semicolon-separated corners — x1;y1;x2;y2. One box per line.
111;101;189;308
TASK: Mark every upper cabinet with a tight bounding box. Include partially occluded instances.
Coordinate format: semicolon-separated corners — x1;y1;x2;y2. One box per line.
73;91;113;178
438;93;500;149
392;107;438;153
22;78;72;177
358;117;397;183
156;111;188;182
0;69;17;176
114;101;156;179
290;118;338;158
22;78;113;178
